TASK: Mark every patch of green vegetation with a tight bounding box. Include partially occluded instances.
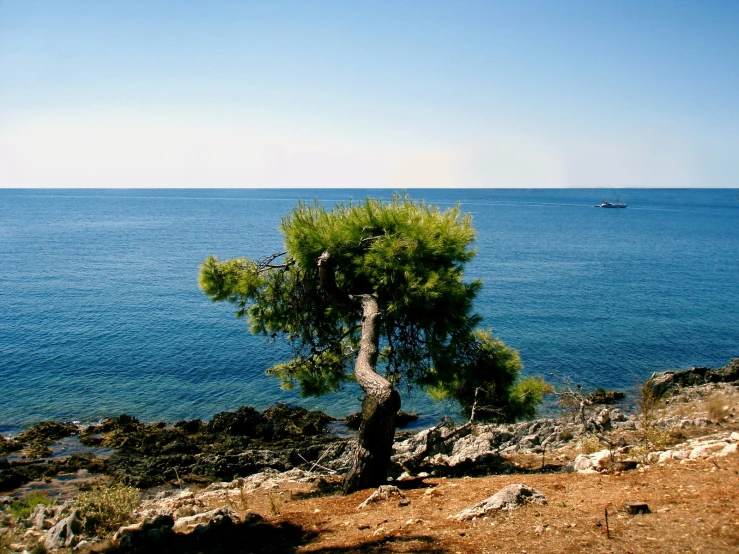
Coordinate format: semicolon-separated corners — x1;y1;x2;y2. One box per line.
76;482;140;533
9;490;55;519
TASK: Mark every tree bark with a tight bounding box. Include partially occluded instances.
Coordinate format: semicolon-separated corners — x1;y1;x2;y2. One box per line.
343;294;400;494
315;252;400;493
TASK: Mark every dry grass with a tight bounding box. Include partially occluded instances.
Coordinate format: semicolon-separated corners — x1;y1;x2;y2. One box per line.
705;392;730;423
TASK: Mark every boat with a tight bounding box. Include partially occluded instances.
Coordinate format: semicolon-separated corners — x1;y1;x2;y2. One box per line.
594;200;627;208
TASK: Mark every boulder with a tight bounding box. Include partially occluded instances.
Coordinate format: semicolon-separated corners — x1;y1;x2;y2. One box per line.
643;359;739;399
45;509;83;550
454;484;546;520
573;450;611;472
594;409;611;427
587;388;626;405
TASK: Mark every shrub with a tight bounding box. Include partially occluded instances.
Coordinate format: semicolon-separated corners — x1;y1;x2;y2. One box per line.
9;490;54;519
428;330;553;423
76;482;140;533
705;393;728;423
267;491;283;517
558;429;574;442
580;434;604;454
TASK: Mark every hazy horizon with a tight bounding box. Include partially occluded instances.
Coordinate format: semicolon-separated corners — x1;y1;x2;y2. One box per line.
2;1;738;189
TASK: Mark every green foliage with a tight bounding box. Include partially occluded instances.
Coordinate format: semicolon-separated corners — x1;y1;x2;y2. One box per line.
200;194;480;396
9;490;54;519
426;329;551;422
199;194;549;420
76;482;140;533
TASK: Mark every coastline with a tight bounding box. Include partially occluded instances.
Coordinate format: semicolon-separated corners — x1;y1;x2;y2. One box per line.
2;359;736;495
1;360;738;552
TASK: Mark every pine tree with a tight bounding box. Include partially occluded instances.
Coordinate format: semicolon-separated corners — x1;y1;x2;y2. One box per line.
199;194;545;492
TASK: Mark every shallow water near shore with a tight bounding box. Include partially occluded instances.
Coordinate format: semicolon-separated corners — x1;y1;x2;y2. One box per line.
1;188;738;431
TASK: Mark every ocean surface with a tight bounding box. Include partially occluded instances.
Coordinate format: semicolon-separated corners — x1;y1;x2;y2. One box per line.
1;189;738;434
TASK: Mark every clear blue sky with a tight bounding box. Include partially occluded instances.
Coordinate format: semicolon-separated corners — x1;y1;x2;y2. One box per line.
1;0;737;188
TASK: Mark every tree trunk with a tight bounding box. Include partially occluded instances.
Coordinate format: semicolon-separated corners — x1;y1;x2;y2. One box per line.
343;294;400;494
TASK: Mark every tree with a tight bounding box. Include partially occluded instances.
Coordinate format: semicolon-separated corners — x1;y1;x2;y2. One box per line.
199;194;545;492
428;328;553;423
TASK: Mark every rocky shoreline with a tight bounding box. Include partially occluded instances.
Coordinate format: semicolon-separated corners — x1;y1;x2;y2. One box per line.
2;359;738;494
1;359;738;552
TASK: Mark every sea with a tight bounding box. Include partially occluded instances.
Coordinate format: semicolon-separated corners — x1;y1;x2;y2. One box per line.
1;188;738;434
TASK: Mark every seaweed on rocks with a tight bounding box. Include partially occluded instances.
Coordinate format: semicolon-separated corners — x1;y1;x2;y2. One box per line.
92;405;342;488
0;435;23;456
4;421;79;458
587;388;626;405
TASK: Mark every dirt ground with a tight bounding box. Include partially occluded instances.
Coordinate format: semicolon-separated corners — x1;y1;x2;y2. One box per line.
217;449;739;554
4;383;739;554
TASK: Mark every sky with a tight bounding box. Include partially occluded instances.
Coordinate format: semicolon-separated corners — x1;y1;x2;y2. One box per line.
1;0;737;188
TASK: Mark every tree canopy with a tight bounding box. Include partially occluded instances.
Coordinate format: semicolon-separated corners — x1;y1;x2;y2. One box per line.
199;194;548;490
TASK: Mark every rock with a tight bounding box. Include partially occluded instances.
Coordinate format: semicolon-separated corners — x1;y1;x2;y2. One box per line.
454;484;546;520
13;421;79;459
643;359;739;399
624;502;650;515
357;485;409;509
612;461;638;472
588;388;626;405
172;506;240;534
26;502;63;530
116;514;175;549
260;405;334;438
573;450;611;472
45;509;83;550
73;539;91;552
610;409;627;422
689;444;723;459
573;454;595;472
594;409;611;427
0;436;23;456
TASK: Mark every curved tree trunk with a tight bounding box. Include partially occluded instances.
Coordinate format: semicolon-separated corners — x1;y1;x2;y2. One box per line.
316;252;400;493
343;294;400;494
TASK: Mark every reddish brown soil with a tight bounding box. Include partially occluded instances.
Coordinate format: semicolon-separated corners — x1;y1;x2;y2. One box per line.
236;452;739;554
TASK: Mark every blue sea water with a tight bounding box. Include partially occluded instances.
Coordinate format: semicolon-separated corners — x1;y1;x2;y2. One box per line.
1;189;738;433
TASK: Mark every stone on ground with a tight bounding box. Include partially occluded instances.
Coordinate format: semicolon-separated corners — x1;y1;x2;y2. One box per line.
454;483;546;521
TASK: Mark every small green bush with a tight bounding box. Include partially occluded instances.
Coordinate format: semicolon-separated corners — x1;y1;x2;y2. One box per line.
580;434;604;454
9;490;54;519
76;482;140;533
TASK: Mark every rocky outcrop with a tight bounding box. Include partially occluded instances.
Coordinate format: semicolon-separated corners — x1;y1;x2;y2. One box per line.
454;484;546;520
587;388;626;405
391;416;617;475
2;404;343;492
644;359;739;399
648;431;739;465
1;421;77;459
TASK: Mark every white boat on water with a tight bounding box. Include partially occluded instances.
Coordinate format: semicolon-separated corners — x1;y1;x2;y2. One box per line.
594;200;627;208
